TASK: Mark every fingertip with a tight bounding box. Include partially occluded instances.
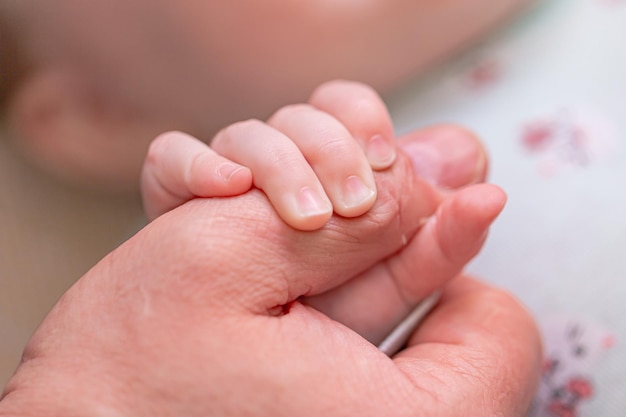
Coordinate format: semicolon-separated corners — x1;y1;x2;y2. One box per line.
434;184;507;265
333;175;377;218
398;125;489;189
217;163;254;192
455;183;507;221
216;162;249;182
277;186;333;231
366;134;397;170
274;171;377;229
287;211;334;231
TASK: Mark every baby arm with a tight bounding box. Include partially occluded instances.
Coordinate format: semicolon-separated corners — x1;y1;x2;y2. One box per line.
141;80;396;230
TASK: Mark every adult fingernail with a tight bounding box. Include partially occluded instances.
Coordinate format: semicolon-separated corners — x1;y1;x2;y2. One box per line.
400;129;486;188
366;134;396;169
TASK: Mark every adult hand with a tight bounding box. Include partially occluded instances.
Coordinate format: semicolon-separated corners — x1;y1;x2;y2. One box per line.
0;128;541;416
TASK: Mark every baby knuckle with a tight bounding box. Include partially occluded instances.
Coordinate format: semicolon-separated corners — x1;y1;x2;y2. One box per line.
145;131;183;163
269;103;312;123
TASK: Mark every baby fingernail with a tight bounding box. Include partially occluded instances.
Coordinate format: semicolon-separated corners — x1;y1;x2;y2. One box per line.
218;163;244;181
366;134;396;169
341;175;376;210
297;186;332;217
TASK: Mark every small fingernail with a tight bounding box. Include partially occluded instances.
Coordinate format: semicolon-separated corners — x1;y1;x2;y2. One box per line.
366;134;396;169
297;186;332;217
218;163;245;181
341;175;376;210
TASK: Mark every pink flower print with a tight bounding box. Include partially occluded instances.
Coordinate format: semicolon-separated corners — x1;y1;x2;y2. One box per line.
566;377;594;399
465;58;502;91
529;317;615;417
602;334;616;349
519;105;619;176
520;110;591;166
548;401;575;417
522;121;556;152
542;357;558;375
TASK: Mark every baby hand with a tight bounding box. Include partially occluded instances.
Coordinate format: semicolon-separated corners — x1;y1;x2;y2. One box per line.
141;80;396;230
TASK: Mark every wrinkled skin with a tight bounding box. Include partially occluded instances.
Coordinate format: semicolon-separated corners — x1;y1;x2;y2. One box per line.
0;141;541;416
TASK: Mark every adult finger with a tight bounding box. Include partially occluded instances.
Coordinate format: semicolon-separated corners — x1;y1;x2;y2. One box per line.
394;275;543;417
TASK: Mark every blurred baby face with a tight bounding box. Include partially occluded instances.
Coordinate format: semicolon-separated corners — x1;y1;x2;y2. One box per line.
22;2;217;131
23;1;361;132
12;0;527;190
24;0;527;133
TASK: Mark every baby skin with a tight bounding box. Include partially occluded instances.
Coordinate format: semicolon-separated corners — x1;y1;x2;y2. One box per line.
139;80;523;347
142;80;488;230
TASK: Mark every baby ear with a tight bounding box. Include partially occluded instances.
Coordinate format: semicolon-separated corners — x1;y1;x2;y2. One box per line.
6;68;157;192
